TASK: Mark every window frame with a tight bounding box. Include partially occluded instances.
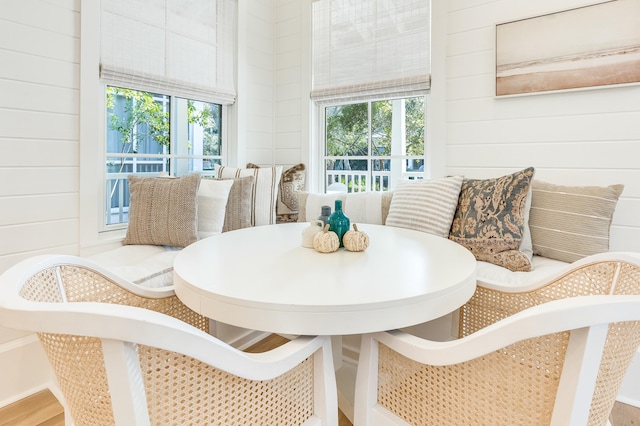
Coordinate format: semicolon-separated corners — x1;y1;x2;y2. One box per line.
102;87;228;231
315;95;427;194
79;1;233;251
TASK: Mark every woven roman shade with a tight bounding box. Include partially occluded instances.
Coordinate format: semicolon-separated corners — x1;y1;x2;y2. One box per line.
100;0;237;104
311;0;431;103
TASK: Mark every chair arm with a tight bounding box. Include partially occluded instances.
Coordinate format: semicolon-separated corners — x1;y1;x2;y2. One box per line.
370;295;640;366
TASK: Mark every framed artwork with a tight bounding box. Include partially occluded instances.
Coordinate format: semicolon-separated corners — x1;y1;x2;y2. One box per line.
495;0;640;96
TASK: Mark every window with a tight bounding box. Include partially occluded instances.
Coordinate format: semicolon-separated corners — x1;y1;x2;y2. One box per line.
322;96;425;192
105;86;222;226
311;0;430;193
98;1;236;229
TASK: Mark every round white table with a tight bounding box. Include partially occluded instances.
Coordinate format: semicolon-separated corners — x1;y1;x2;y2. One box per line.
173;223;477;336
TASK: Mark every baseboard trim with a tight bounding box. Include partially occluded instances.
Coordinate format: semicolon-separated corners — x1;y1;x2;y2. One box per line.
232;330;271;350
618;348;640;408
0;335;52;408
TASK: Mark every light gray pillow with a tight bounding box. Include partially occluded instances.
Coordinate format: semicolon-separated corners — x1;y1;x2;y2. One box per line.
386;176;464;238
124;174;201;248
197;178;234;239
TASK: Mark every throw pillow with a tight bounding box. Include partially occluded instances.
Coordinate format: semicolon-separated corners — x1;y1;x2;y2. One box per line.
449;167;535;272
222;176;255;232
197;178;234;239
529;181;624;263
249;163;306;223
386;176;464;238
278;163;306;222
215;164;283;226
124;174;201;248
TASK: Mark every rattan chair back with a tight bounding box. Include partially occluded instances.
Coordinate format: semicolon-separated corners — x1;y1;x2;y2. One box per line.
0;255;337;426
355;252;640;426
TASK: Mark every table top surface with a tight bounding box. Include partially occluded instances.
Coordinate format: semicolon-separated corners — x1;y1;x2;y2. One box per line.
173;223;477;335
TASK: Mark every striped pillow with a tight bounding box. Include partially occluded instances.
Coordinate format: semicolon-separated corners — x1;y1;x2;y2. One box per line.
215;164;282;226
386;176;464;238
530;181;624;263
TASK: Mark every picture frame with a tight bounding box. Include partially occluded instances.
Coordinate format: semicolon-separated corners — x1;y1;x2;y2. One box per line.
495;0;640;96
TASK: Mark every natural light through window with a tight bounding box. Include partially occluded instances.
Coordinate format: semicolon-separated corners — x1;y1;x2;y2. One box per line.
105;86;222;226
323;96;425;193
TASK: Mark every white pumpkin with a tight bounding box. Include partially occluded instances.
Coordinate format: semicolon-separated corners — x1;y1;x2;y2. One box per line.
313;224;340;253
343;224;369;252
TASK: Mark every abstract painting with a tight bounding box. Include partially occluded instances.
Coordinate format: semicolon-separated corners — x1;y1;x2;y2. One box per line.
496;0;640;96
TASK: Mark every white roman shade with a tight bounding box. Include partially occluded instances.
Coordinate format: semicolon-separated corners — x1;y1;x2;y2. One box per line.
311;0;431;103
100;0;237;104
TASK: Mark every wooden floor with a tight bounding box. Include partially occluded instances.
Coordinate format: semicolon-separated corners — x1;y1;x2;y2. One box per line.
0;333;637;426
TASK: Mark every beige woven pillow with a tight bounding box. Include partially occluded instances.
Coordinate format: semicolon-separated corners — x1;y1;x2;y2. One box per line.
222;176;255;232
124;174;201;248
530;181;624;263
215;164;282;226
386;176;464;238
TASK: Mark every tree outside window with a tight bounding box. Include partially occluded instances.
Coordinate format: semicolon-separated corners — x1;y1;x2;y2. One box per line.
105;86;222;225
324;96;425;192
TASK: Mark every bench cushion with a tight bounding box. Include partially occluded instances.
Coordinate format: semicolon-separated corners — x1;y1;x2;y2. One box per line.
475;255;568;291
88;245;179;288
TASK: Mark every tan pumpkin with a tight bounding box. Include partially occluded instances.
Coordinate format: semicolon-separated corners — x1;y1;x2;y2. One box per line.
343;224;369;252
313;224;340;253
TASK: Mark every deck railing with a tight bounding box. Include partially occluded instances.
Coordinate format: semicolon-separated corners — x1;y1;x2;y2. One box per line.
326;170;423;192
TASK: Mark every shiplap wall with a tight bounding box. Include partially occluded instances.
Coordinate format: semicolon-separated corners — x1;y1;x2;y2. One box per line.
275;0;311;170
0;0;81;405
444;0;640;252
0;1;81;346
236;0;276;167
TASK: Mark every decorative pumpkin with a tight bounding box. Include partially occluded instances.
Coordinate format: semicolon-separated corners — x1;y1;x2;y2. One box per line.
343;224;369;252
313;224;340;253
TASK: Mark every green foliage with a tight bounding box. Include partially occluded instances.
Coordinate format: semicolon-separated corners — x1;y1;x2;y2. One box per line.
106;87;169;152
188;101;221;156
325;97;425;171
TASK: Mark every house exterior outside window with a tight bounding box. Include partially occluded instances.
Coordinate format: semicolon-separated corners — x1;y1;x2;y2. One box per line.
105;87;222;226
321;96;425;193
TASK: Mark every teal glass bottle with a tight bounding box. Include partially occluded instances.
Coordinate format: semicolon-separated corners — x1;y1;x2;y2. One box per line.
328;199;350;247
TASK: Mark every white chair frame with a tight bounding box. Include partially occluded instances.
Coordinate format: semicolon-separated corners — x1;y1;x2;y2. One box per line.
0;255;338;426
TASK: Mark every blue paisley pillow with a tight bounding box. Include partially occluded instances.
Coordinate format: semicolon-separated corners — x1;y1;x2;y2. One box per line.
449;167;535;272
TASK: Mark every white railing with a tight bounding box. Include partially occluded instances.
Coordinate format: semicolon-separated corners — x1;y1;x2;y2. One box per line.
326;170;423;193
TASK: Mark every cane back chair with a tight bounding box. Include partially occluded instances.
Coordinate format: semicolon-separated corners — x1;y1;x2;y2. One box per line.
0;255;338;426
354;252;640;425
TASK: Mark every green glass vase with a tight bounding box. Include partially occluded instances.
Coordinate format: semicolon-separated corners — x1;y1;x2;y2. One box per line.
328;199;350;247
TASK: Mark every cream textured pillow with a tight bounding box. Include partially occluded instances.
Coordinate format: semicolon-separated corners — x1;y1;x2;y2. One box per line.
530;181;624;263
386;176;464;238
449;167;535;272
222;176;255;232
124;174;201;248
215;164;282;226
197;178;234;239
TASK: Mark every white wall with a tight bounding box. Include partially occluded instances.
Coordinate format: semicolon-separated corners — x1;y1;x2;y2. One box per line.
444;0;640;253
0;0;81;404
0;0;81;275
274;0;312;171
236;0;276;167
